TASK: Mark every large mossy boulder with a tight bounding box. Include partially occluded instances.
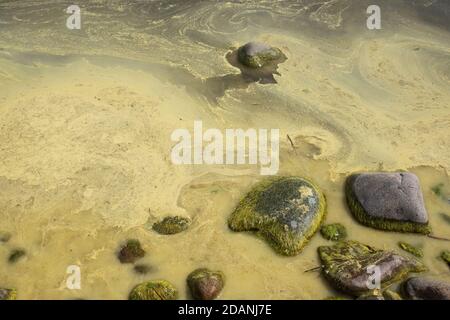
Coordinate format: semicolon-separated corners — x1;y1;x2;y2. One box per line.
0;288;16;300
237;42;285;69
187;268;225;300
228;177;326;256
152;216;190;235
318;240;427;296
345;172;430;234
128;280;178;300
402;277;450;300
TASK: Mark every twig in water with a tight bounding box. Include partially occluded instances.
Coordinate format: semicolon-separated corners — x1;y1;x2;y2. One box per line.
287;134;297;155
304;266;321;273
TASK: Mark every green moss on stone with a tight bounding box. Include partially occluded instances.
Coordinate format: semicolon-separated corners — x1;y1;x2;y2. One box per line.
318;240;427;296
228;177;326;256
8;249;26;263
320;223;347;241
398;242;423;258
129;280;178;300
152;216;191;235
117;239;145;264
441;250;450;266
237;45;283;68
345;176;431;234
187;268;225;300
0;288;17;300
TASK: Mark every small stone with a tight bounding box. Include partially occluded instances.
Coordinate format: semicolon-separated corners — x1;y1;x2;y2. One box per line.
187;268;225;300
237;42;285;68
320;223;347;241
8;249;26;263
398;242;423;258
228;177;326;256
152;216;190;235
128;280;178;300
0;232;11;243
117;239;145;264
345;172;430;234
0;288;17;300
402;277;450;300
318;240;427;296
383;289;403;300
441;250;450;266
133;264;155;275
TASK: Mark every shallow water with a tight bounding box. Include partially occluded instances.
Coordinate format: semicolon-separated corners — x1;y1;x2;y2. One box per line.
0;0;449;299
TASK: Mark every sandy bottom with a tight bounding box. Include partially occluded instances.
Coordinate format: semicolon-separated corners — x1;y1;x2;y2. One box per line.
0;0;449;299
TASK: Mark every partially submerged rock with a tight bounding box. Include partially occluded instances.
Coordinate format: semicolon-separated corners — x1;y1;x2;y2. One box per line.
8;249;26;264
133;264;155;275
229;177;326;256
0;231;11;243
187;268;225;300
345;172;430;234
0;288;16;300
129;280;178;300
152;216;190;235
398;241;423;258
320;223;347;241
237;42;284;68
402;277;450;300
117;239;145;264
318;240;427;296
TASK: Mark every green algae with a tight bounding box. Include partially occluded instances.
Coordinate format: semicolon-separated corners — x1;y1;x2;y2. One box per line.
152;216;190;235
398;242;423;258
228;177;326;256
318;240;427;296
320;223;347;241
129;280;178;300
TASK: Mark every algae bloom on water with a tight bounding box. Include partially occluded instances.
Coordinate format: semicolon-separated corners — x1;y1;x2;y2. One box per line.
228;177;326;256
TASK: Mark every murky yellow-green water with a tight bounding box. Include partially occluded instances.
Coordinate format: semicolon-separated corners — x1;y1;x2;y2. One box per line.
0;0;449;299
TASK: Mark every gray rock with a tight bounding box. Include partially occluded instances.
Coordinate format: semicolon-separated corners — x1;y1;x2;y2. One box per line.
403;277;450;300
346;172;430;234
237;42;284;68
318;240;427;296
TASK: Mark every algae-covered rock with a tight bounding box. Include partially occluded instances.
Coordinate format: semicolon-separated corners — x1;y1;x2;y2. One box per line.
117;239;145;264
402;277;450;300
237;42;285;68
320;223;347;241
398;242;423;258
383;289;403;300
0;288;16;300
229;177;326;256
345;172;430;234
318;240;427;296
128;280;178;300
8;249;26;263
441;250;450;266
152;216;190;235
187;268;225;300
